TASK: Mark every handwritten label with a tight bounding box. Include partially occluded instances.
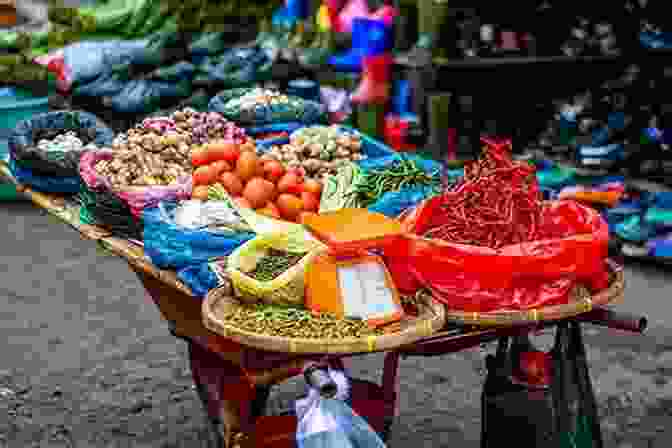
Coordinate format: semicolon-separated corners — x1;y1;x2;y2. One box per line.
337;261;398;320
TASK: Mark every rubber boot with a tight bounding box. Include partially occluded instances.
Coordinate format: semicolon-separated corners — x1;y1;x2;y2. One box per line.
405;0;450;64
351;53;391;104
336;0;370;34
325;0;344;32
369;4;397;27
329;18;392;72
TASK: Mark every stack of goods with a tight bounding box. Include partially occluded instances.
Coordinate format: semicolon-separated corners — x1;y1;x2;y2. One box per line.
386;139;611;312
80;108;246;217
191;138;324;223
609;190;672;259
209;87;326;136
8;110;114;193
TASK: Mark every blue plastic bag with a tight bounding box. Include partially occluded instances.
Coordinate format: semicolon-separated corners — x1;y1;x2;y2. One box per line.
296;368;386;448
143;203;255;270
177;262;220;298
8;158;82;193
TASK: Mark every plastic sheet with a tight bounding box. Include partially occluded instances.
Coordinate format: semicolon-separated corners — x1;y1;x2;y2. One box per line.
108;79;192;114
296;368;386;448
177;262;220;298
143;202;254;270
384;200;610;312
8;158;81;193
9;110;114;177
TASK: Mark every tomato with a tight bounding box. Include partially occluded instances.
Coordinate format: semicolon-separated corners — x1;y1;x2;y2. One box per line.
243;177;275;209
302;178;323;195
193;165;217;186
191;146;209;166
236;151;260;183
192;185;210;201
277;172;303;195
211;160;232;176
207;141;240;164
276;194;304;221
300;191;320;212
219;172;244;196
263;160;285;183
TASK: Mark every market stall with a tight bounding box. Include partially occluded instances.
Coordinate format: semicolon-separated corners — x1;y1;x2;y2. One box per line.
0;101;645;447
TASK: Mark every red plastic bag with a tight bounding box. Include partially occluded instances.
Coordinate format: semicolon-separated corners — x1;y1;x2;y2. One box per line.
382;199;610;312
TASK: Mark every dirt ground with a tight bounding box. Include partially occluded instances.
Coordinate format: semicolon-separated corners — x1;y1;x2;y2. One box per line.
0;201;671;448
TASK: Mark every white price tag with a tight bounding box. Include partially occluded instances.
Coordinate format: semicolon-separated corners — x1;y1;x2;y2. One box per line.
337;261;399;321
581;158;605;166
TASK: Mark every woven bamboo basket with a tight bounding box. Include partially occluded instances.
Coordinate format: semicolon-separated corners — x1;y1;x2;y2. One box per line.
442;264;625;326
202;289;447;354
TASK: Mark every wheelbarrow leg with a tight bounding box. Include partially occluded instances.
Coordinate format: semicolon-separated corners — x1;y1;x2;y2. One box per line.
381;351;401;442
188;339;258;448
188;341;225;448
570;321;604;448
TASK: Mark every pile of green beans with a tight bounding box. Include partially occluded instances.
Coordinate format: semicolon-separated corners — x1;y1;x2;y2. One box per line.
350;157;440;207
248;249;306;282
221;303;383;339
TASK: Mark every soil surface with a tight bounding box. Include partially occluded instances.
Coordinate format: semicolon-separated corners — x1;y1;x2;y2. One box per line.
0;201;671;447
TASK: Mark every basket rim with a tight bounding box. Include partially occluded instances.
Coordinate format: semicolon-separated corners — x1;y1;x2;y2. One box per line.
442;265;625;326
202;289;446;354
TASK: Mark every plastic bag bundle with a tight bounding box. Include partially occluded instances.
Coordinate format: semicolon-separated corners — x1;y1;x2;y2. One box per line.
209;88;326;126
77;187;142;240
227;232;323;306
386;199;611;312
177;263;220;298
108;79;192;114
9;110;114;177
194;47;273;88
296;367;387;448
8;158;81;194
143;201;255;270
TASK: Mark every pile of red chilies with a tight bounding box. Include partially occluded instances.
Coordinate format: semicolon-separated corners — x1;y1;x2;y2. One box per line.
425;138;544;249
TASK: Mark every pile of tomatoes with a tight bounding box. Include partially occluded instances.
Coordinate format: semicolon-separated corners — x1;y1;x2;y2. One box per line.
191;140;323;223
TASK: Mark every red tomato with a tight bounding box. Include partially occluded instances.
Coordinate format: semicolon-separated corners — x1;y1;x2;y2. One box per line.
263;160;286;183
233;196;252;209
302;178;323;195
191;146;209;166
211;160;232;176
207;142;240;163
277;172;303;195
193;165;217;186
300;191;320;212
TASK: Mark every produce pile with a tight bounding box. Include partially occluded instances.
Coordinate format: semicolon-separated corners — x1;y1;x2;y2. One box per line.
94;109;246;188
351;156;441;207
191;140;324;223
423;139;547;248
34;131;98;154
247;249;307;281
219;302;385;339
265;126;366;179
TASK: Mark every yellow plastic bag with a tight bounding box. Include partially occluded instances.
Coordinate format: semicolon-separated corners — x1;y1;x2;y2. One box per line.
227;232;324;306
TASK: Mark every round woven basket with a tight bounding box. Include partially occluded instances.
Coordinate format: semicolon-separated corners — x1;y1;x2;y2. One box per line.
442;266;625;327
202;290;446;354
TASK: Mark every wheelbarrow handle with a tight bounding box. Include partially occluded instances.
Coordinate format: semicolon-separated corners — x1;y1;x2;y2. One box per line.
576;308;647;333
